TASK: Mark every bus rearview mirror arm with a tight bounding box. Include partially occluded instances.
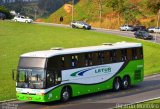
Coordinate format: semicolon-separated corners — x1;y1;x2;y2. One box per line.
12;69;16;81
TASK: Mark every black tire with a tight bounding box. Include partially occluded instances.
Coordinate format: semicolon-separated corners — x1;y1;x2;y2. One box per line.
113;77;121;91
83;26;86;30
150;30;154;33
25;20;28;23
61;87;71;102
72;25;76;28
122;76;130;90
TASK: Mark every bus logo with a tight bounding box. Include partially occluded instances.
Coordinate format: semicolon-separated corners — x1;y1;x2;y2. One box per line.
70;66;112;77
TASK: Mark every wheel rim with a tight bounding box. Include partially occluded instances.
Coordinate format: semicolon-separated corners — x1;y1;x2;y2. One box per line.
123;80;128;87
62;91;69;101
115;79;120;90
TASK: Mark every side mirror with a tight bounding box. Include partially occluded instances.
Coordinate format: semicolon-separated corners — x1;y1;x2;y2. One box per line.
12;69;16;81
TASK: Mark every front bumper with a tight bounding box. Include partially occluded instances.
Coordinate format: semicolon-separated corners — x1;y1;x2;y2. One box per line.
16;93;46;102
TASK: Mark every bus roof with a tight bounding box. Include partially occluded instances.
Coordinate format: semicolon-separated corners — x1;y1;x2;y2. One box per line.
21;42;142;58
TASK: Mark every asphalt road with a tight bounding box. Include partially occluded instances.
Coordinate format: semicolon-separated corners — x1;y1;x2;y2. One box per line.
0;74;160;109
33;22;160;44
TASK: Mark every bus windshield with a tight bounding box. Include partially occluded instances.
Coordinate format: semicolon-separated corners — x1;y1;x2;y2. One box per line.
17;69;45;89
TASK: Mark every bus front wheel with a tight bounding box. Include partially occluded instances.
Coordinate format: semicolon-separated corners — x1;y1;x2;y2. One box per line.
61;87;71;102
113;77;121;91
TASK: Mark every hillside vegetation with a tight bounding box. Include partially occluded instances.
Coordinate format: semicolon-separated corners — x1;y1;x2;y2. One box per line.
0;21;160;100
46;0;160;29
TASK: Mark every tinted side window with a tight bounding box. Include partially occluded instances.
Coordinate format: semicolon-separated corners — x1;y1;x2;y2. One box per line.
85;53;93;66
121;49;127;61
116;49;122;62
97;52;104;64
136;47;143;59
127;49;132;60
71;55;78;68
46;71;54;88
77;53;85;67
132;48;138;59
110;50;116;62
104;51;110;63
63;55;72;69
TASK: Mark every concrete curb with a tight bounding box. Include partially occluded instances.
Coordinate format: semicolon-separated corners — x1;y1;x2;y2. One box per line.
0;99;16;104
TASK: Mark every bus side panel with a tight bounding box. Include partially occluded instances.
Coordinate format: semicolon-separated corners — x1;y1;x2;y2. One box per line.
70;79;114;97
116;60;144;86
70;60;144;97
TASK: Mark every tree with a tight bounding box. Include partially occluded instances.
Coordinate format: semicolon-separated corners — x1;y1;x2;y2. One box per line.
0;6;12;19
121;3;140;24
146;0;160;14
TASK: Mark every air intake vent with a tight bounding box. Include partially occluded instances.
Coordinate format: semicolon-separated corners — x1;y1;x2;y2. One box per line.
134;70;141;80
50;47;63;50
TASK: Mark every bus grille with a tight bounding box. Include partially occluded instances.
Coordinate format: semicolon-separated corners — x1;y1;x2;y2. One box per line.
134;70;141;80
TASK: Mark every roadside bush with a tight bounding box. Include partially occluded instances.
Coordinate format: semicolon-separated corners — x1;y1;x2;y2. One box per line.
0;6;12;19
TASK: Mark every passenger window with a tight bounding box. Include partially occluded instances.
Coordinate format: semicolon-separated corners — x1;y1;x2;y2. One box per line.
71;55;78;67
104;51;110;63
127;49;132;60
116;50;122;62
77;53;85;67
136;47;143;59
132;48;138;59
85;53;93;66
98;52;104;64
121;49;127;61
63;55;72;69
110;50;116;62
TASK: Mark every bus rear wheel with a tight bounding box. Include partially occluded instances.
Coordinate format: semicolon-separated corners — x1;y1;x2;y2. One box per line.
61;87;71;102
122;76;130;90
113;77;121;91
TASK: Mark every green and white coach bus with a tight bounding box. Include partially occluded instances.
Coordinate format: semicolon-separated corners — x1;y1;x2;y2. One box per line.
13;42;144;102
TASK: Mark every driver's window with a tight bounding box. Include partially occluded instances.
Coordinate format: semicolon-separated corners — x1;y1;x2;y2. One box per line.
46;71;54;88
46;70;61;88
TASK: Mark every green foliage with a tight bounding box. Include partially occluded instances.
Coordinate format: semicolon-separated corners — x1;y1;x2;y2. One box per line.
0;6;12;19
4;2;39;19
0;21;160;100
121;3;141;24
146;0;160;14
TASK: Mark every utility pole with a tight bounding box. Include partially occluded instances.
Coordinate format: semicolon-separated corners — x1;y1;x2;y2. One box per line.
155;9;160;42
72;0;74;21
99;0;102;28
34;8;37;20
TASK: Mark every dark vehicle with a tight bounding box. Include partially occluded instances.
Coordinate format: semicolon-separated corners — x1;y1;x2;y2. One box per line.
0;13;6;20
134;30;153;40
132;25;146;31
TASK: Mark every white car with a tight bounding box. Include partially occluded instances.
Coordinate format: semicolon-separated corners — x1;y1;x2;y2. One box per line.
148;27;160;33
71;21;91;30
120;25;134;31
13;15;33;23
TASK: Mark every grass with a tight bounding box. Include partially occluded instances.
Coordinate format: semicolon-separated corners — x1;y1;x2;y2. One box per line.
117;99;160;109
0;21;160;101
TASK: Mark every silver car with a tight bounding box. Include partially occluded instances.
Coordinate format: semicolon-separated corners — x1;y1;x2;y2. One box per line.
71;21;91;30
148;27;160;33
120;25;134;31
